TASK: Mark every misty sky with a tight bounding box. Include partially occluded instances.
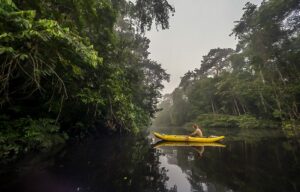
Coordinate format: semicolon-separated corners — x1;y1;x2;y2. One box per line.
146;0;262;94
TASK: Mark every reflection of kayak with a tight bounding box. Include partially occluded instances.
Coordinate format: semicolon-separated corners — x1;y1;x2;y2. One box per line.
153;132;225;143
153;141;226;148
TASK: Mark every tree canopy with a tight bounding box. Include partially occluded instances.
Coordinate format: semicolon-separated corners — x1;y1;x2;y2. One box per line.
0;0;173;160
154;0;300;130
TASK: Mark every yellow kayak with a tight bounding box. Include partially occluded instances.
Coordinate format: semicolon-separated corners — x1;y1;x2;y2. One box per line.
153;132;225;143
153;141;226;148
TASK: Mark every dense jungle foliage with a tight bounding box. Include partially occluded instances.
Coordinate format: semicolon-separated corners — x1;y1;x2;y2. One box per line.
0;0;174;160
154;0;300;132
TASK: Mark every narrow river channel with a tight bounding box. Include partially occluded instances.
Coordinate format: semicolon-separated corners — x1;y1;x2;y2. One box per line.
1;128;300;192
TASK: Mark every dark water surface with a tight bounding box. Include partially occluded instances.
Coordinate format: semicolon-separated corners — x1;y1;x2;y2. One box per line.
1;128;300;192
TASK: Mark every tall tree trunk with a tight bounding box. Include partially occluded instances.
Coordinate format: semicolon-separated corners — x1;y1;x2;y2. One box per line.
234;97;241;116
272;80;283;120
259;92;268;113
241;104;247;114
292;100;299;119
211;99;216;115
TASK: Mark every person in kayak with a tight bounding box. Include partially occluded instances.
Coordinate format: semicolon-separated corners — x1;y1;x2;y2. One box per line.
190;124;203;137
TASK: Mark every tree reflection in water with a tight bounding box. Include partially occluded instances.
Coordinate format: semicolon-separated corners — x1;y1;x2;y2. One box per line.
1;133;300;192
0;136;177;192
155;138;300;192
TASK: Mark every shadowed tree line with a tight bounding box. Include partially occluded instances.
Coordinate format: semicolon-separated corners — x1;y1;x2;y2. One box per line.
0;0;174;160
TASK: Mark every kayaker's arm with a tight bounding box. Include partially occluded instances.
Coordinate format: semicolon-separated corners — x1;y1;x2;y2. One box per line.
190;130;198;136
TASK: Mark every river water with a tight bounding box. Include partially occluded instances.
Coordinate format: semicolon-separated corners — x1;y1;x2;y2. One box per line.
1;128;300;192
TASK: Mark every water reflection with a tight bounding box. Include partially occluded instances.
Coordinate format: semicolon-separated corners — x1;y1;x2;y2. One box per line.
0;129;300;192
154;141;229;191
159;155;190;191
153;141;226;148
154;134;300;192
0;136;177;192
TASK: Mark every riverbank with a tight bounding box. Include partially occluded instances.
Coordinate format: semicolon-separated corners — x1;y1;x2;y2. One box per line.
184;114;280;129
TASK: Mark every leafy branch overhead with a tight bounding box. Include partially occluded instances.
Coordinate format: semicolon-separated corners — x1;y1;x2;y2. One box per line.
0;0;173;159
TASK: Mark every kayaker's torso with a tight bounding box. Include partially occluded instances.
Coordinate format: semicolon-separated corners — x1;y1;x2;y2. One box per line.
191;128;203;137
